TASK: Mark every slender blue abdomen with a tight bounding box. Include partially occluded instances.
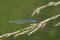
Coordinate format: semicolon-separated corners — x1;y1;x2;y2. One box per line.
9;19;38;24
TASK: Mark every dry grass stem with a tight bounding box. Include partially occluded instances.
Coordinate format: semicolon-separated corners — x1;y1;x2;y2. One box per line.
31;1;60;17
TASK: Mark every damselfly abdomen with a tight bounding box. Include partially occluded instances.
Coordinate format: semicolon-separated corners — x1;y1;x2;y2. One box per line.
9;19;38;24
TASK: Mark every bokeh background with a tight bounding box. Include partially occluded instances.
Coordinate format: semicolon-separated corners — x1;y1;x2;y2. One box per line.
0;0;60;40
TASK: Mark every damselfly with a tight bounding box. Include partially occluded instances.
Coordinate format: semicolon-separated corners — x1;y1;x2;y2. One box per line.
9;19;38;24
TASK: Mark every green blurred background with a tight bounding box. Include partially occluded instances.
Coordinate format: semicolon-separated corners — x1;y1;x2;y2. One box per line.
0;0;60;40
